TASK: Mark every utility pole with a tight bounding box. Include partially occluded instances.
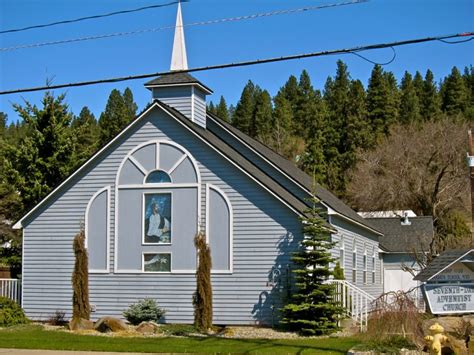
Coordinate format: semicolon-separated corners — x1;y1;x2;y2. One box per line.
468;130;474;246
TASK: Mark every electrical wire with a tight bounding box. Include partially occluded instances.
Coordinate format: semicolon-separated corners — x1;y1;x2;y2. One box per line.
350;46;396;66
0;1;186;35
0;0;368;52
0;31;472;96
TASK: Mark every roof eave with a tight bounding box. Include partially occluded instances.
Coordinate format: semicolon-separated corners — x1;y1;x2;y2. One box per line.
145;82;213;95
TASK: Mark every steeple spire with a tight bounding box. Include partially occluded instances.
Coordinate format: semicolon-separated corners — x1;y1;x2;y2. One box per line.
170;0;188;71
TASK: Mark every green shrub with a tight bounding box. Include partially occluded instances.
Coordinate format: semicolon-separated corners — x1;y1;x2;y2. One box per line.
123;299;165;325
159;324;196;336
0;297;29;327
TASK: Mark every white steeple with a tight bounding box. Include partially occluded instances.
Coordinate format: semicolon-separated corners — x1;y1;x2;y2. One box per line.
170;0;188;71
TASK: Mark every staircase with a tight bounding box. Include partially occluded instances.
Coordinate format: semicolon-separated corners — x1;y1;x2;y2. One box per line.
326;279;376;331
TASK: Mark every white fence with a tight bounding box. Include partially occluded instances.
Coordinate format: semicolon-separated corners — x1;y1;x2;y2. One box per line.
0;279;21;304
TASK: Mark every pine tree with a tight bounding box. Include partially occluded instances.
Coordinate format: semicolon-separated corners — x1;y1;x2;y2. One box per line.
367;65;398;140
462;66;474;120
72;107;98;165
412;71;425;99
0;112;6;137
441;66;468;116
421;69;441;120
215;96;230;122
281;197;343;335
399;71;421;124
3;92;75;211
72;229;90;320
233;81;257;135
271;93;295;158
193;231;212;332
98;88;137;146
207;101;216;115
254;90;273;143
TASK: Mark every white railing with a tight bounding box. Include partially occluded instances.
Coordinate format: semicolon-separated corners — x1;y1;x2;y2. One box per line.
0;279;21;304
326;279;376;331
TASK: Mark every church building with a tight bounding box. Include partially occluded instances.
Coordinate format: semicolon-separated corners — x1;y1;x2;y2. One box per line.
14;2;383;325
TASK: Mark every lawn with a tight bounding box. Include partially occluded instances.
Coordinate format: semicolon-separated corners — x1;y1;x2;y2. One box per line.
0;325;361;354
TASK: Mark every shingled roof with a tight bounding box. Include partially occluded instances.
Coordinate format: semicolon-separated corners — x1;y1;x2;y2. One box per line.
414;249;474;281
366;216;434;252
207;113;382;235
144;72;213;94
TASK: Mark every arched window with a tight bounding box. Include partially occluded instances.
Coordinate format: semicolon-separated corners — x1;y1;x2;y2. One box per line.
145;170;171;184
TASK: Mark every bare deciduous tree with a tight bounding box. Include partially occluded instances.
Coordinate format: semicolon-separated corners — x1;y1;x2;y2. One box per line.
347;118;471;256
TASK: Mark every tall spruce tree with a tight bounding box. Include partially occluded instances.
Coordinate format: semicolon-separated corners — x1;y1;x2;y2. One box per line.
421;69;441;120
254;90;273;143
232;80;257;135
367;65;398;140
0;112;6;137
441;66;468;116
98;88;137;146
72;107;98;165
399;71;421;124
3;92;75;212
463;66;474;120
215;96;230;122
281;197;343;335
271;93;295;158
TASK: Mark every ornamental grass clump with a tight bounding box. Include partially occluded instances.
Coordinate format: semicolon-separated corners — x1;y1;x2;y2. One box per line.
72;230;90;321
0;296;29;326
193;231;213;332
123;299;165;325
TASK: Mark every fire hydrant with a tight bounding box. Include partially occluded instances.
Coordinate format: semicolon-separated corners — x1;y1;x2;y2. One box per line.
424;322;448;355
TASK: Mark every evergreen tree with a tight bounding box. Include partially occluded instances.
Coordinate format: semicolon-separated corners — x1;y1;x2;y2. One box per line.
232;81;257;135
98;88;137;146
412;71;425;99
0;112;6;137
207;101;216;115
295;70;317;135
193;231;212;332
123;87;138;119
271;93;295;158
441;66;468;116
281;197;343;335
421;69;441;120
3;92;75;212
280;75;300;117
399;72;421;124
72;230;90;321
367;65;398;140
254;90;273;143
215;96;230;122
72;107;98;165
463;66;474;120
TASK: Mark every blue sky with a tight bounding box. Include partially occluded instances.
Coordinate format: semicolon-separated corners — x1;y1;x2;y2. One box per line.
0;0;473;123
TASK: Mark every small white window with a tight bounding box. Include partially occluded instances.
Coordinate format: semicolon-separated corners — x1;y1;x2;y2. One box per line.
352;238;357;283
339;235;344;271
363;244;367;284
372;246;376;284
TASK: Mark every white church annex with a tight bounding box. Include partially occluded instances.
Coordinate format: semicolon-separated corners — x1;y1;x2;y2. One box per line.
14;2;384;325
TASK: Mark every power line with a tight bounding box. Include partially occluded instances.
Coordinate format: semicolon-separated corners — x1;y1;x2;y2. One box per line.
0;1;186;35
0;32;472;96
0;0;368;52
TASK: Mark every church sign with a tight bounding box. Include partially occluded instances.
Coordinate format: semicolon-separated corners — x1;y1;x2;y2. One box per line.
424;283;474;314
415;249;474;315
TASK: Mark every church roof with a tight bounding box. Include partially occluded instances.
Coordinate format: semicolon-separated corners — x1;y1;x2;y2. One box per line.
366;216;434;252
207;113;382;235
145;72;213;94
414;249;474;281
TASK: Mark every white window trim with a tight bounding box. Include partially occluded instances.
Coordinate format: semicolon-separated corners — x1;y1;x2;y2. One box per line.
142;191;173;246
205;184;233;274
114;140;201;274
143;169;173;185
363;244;368;285
339;235;344;269
85;186;111;274
142;252;172;273
352;238;357;283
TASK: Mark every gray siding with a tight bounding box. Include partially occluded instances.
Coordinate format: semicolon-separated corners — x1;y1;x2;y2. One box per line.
153;87;192;120
330;215;383;298
194;89;207;128
207;119;309;203
22;107;302;325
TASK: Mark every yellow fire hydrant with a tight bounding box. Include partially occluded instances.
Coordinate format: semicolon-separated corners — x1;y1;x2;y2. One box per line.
424;322;448;355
